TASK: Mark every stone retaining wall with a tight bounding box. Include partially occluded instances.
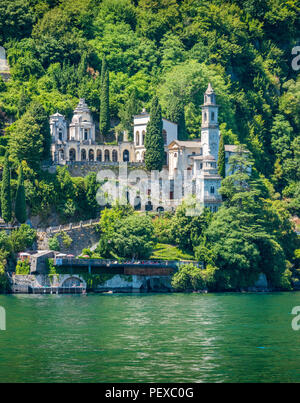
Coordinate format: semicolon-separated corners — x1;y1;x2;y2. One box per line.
37;226;99;256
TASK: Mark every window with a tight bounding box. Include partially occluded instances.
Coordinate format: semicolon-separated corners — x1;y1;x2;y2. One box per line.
211;111;215;121
123;150;129;162
104;150;110;161
58;129;63;141
84;129;88;140
142;130;145;145
69;149;76;161
204;112;207;122
162;129;167;145
89;149;94;161
112;150;118;162
136;131;140;146
81;149;86;161
97;150;102;161
210;186;215;194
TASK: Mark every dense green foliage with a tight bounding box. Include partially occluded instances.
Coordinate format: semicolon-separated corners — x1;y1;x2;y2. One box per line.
195;151;299;290
144;96;164;171
165;97;187;140
97;203;155;259
15;164;27;224
170;203;212;252
172;263;217;291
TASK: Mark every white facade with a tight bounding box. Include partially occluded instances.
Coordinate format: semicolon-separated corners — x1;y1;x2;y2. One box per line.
50;85;238;213
133;109;178;164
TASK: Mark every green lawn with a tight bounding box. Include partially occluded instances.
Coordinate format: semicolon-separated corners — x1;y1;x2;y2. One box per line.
151;243;195;261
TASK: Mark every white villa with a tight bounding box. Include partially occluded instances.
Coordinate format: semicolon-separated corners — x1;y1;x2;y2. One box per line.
50;84;238;212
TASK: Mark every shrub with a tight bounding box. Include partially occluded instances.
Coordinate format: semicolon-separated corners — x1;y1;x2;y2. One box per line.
9;224;36;254
15;258;30;275
278;268;293;291
48;235;60;251
60;231;72;248
171;263;218;291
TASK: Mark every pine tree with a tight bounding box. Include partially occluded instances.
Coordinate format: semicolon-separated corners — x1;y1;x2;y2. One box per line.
144;96;164;171
218;133;226;178
15;164;27;224
1;152;11;223
166;98;187;140
99;57;110;137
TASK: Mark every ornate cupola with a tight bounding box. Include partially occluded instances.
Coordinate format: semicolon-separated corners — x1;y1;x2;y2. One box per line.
69;98;95;142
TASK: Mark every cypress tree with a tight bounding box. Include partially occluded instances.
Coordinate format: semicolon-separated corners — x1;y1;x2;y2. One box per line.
99;57;110;137
218;133;226;178
15;164;27;224
166;98;187;140
1;152;11;223
144;96;164;172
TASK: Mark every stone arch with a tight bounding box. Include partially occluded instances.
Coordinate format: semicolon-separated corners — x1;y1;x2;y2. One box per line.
104;149;110;162
112;149;118;162
81;149;86;161
142;151;145;162
157;206;164;213
123;149;129;162
69;148;76;161
135;151;140;162
135;131;140;146
96;149;102;161
61;276;83;288
89;149;94;161
134;196;141;211
145;201;153;211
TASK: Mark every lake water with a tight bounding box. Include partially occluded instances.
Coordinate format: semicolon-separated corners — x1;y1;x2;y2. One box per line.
0;292;300;383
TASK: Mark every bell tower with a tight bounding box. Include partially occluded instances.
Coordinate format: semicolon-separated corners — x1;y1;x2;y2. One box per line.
201;83;220;161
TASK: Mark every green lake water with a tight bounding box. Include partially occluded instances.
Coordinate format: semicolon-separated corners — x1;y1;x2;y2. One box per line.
0;292;300;383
